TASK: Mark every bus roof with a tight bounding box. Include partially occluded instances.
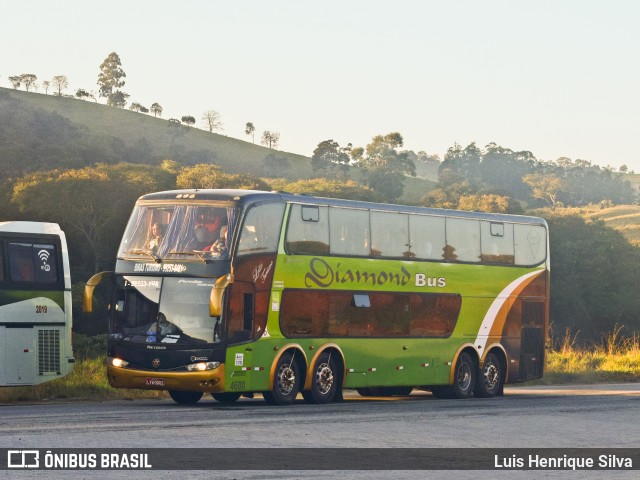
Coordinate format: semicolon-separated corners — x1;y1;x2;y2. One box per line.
0;221;64;235
136;189;547;226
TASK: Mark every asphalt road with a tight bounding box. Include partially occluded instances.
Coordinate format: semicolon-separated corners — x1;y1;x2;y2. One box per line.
1;384;638;479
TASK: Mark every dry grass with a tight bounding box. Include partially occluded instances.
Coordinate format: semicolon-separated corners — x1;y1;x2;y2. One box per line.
535;325;640;384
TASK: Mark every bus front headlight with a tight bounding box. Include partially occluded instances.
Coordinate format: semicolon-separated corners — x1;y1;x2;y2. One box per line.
186;361;220;372
109;357;129;368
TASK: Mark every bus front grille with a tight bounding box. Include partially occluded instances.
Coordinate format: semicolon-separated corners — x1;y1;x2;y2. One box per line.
38;330;61;375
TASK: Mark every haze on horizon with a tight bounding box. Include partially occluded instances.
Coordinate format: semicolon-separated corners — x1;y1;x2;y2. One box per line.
3;0;639;170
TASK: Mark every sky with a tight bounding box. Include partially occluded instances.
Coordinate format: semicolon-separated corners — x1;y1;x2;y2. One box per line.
3;0;640;170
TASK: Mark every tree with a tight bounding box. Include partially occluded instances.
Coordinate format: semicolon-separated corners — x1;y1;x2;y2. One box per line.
245;122;255;143
150;103;163;117
261;130;280;149
177;164;271;190
20;74;37;92
9;76;21;89
52;75;69;96
97;52;127;106
523;173;563;210
76;89;91;100
129;102;143;112
42;80;50;94
354;132;416;201
202;110;223;132
181;115;196;126
311;139;351;175
108;90;129;108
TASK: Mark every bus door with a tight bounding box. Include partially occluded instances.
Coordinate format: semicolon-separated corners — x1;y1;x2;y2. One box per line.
225;280;257;392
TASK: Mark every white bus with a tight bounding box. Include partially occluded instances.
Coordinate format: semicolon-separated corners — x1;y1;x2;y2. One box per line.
0;222;74;386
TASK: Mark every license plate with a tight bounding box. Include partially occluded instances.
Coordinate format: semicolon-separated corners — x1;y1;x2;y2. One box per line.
145;377;165;387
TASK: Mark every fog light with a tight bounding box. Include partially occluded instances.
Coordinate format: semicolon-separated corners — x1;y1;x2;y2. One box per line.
109;357;129;368
186;361;220;371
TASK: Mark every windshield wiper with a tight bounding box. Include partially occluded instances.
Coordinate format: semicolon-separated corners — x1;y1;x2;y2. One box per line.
126;250;162;263
167;251;211;263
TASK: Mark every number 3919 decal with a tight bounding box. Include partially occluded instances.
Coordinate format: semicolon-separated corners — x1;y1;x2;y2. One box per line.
35;305;48;314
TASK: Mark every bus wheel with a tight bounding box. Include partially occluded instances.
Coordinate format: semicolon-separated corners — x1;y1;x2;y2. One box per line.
169;390;203;405
451;352;476;399
212;392;242;403
263;352;300;406
307;351;339;404
474;352;504;398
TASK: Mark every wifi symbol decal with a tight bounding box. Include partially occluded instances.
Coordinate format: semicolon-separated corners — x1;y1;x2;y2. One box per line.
38;250;50;262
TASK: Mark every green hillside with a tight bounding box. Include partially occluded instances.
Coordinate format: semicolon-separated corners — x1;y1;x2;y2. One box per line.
542;205;640;245
0;86;312;177
0;87;434;203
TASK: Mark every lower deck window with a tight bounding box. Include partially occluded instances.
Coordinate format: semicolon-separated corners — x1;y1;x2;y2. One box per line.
280;290;461;338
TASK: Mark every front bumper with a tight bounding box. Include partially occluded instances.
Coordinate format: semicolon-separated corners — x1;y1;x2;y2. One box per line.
106;363;226;392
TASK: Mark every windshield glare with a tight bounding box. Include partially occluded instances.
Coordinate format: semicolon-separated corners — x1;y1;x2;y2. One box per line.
112;276;219;344
118;204;238;261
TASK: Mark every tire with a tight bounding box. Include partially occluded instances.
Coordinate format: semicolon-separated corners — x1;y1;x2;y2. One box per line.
451;352;476;399
474;352;504;398
306;351;340;404
169;390;203;405
263;352;301;406
212;392;242;403
431;352;476;399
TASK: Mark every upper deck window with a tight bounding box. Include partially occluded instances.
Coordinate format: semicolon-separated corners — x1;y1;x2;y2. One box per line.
237;203;285;256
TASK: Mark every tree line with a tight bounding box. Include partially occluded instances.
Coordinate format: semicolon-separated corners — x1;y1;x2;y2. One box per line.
5;52;282;151
2;159;639;343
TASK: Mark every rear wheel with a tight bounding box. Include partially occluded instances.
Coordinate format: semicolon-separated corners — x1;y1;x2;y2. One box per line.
211;392;242;403
263;352;300;406
474;352;504;398
306;351;339;404
169;390;203;405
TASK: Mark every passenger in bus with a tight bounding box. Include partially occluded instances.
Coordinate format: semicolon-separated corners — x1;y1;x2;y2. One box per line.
147;223;166;252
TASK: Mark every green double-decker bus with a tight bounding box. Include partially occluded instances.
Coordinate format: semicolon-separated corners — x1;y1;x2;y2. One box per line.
84;189;549;405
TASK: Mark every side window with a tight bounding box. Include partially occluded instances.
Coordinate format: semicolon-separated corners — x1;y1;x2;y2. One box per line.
237;203;285;255
0;242;4;282
409;215;446;260
480;222;515;264
445;218;481;262
9;243;35;282
329;207;370;256
280;290;461;338
285;204;329;254
514;224;547;266
8;242;58;284
370;211;411;258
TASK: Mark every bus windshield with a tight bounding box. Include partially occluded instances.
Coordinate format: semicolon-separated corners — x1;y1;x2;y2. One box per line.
118;204;238;261
112;276;220;345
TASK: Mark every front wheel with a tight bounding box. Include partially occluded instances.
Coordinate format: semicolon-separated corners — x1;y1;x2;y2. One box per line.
212;392;242;403
263;352;301;406
169;390;203;405
451;352;476;399
306;351;339;404
431;352;476;399
474;352;504;398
